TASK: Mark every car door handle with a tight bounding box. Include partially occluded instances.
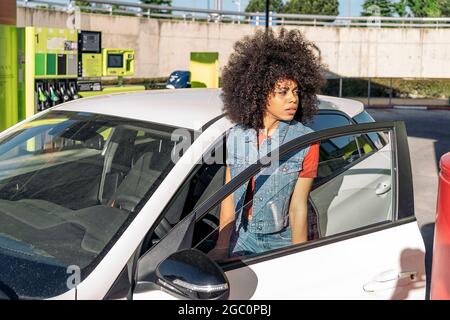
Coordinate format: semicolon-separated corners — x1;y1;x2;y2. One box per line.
363;271;418;292
375;182;391;195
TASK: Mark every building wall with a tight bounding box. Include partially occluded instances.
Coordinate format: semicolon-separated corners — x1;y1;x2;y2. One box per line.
16;7;450;79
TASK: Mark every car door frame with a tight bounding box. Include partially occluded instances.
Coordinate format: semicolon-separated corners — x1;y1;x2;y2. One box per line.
132;120;416;298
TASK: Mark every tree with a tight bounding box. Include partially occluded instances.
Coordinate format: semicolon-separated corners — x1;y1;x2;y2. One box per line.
245;0;284;13
361;0;394;17
439;0;450;16
140;0;171;6
140;0;172;14
74;1;91;7
282;0;339;15
73;1;94;13
392;0;408;17
405;0;441;17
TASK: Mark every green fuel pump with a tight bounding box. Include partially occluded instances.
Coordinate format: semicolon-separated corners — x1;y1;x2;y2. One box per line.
17;27;79;120
0;0;18;132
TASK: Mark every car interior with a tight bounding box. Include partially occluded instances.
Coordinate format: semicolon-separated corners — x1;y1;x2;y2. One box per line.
0;122;181;268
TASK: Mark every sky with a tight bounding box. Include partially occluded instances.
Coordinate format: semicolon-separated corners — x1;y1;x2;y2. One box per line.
49;0;366;17
173;0;365;16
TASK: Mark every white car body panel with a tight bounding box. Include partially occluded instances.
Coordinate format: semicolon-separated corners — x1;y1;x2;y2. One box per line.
55;89;225;130
316;95;364;119
133;286;177;300
51;89;363;131
225;222;426;300
50;289;77;300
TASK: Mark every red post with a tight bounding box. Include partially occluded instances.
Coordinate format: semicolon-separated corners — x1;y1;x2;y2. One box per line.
431;152;450;299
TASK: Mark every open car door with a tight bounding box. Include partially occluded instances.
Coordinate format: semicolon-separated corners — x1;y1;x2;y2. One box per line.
133;121;426;300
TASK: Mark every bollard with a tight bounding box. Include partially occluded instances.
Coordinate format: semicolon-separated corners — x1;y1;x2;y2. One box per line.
431;152;450;299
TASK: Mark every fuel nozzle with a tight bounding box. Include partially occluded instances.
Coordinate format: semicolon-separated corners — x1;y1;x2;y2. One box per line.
58;82;70;103
49;84;60;107
68;82;79;100
37;85;49;111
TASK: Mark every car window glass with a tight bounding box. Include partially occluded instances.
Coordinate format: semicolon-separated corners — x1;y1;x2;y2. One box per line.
353;111;387;149
306;113;351;131
316;131;389;184
192;130;394;263
143;139;227;250
306;114;388;184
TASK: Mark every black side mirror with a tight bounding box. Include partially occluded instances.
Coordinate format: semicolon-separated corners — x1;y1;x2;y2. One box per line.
156;249;229;300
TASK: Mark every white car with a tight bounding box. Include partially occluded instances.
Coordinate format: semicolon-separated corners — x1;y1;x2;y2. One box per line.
0;89;426;300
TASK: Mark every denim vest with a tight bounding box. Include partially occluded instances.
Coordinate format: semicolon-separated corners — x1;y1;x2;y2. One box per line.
226;120;313;234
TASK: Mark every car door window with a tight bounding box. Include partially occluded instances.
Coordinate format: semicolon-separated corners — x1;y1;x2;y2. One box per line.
307;113;388;184
307;113;351;131
141;137;227;250
353;111;388;150
191;128;394;262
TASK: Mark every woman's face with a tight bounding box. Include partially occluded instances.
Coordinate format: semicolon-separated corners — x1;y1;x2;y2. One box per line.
265;79;300;122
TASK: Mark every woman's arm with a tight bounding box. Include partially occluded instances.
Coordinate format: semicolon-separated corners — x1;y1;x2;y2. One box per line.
289;177;314;244
208;165;235;259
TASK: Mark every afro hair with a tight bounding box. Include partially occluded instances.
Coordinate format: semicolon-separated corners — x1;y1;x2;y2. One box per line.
221;28;326;130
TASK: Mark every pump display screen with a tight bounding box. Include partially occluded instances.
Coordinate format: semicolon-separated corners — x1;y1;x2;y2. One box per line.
107;54;124;68
79;31;101;53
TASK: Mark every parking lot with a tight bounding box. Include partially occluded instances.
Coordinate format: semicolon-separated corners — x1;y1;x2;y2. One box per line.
366;108;450;226
367;107;450;298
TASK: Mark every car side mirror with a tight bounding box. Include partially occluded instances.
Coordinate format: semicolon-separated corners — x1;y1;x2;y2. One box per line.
156;249;229;300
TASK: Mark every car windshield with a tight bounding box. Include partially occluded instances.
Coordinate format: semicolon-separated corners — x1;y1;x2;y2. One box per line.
0;110;193;299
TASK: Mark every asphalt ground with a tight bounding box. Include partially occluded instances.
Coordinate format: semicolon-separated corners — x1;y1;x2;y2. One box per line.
366;108;450;299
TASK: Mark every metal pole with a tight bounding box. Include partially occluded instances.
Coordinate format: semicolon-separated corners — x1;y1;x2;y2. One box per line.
389;78;393;107
339;78;343;97
368;78;371;108
266;0;270;30
232;0;241;24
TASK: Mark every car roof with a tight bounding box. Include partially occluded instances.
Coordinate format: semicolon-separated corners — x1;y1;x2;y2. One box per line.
55;88;364;130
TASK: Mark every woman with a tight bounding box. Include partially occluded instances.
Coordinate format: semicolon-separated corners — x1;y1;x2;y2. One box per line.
210;28;325;260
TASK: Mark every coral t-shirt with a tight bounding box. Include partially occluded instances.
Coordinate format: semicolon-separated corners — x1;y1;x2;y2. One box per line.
243;133;319;220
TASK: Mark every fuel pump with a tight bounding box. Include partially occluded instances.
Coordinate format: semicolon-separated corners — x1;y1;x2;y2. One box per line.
17;27;78;120
0;0;18;132
77;31;143;99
